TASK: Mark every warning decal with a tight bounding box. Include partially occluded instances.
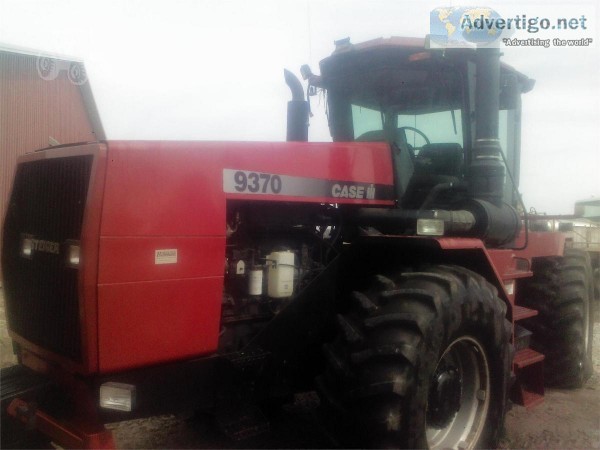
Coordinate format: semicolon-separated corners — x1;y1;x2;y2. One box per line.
155;249;178;265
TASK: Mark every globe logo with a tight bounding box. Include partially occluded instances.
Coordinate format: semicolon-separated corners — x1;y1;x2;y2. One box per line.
460;8;504;44
430;6;505;47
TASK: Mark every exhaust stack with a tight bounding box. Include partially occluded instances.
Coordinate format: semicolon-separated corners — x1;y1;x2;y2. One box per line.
284;69;309;142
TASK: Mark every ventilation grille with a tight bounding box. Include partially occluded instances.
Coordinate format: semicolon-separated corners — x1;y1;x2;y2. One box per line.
2;154;93;362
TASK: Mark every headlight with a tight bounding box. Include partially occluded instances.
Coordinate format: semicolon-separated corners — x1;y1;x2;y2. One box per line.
66;241;80;268
21;236;33;258
417;218;445;236
100;382;136;412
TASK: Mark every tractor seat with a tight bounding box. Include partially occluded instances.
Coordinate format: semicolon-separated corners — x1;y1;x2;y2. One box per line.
414;143;464;177
402;143;465;209
354;130;386;142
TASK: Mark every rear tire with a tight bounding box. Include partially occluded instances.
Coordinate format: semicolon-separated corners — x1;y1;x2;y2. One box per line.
317;265;512;449
520;248;594;388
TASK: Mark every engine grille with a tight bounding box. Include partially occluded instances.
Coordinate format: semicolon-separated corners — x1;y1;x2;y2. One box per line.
2;154;94;362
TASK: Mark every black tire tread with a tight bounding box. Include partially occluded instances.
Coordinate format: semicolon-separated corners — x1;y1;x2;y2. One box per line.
520;248;594;388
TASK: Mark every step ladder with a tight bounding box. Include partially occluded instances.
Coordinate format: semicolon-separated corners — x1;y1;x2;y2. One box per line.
511;305;545;408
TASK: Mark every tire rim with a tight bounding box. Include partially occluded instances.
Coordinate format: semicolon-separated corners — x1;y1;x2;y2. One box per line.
426;336;491;450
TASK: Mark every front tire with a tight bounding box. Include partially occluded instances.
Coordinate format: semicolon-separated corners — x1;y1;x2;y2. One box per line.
317;265;512;449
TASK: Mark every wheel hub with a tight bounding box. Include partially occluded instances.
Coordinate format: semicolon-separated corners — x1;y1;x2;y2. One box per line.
426;336;491;450
428;364;462;428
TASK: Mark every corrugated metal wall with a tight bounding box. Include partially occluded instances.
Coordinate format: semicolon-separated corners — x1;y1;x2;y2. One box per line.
0;51;98;280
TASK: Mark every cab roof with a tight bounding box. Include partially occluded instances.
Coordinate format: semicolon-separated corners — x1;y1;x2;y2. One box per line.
320;36;534;94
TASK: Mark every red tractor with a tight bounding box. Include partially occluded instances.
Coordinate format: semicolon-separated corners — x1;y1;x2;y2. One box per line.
1;37;595;449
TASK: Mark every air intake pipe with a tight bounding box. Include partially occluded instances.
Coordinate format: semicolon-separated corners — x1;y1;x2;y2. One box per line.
467;47;519;245
470;47;505;205
284;69;309;142
351;198;519;247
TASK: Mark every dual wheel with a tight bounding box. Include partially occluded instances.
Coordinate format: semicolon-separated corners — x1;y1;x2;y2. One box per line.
317;265;512;449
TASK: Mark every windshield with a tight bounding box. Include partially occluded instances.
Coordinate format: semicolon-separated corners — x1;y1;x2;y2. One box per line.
326;63;465;148
350;105;464;151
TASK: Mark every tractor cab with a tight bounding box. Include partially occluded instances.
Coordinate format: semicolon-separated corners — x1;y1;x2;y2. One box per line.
298;37;534;211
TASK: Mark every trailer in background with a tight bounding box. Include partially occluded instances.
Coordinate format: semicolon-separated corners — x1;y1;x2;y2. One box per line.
529;198;600;298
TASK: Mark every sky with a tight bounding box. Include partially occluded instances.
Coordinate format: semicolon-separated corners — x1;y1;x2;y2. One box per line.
0;0;598;214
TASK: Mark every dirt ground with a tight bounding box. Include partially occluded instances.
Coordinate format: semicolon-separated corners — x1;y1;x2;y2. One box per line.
1;287;599;449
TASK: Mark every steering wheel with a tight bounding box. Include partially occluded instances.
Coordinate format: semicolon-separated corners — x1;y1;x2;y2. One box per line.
354;127;431;150
397;126;430;149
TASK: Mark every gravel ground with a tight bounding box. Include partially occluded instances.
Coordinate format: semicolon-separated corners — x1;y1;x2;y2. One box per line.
1;287;599;448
